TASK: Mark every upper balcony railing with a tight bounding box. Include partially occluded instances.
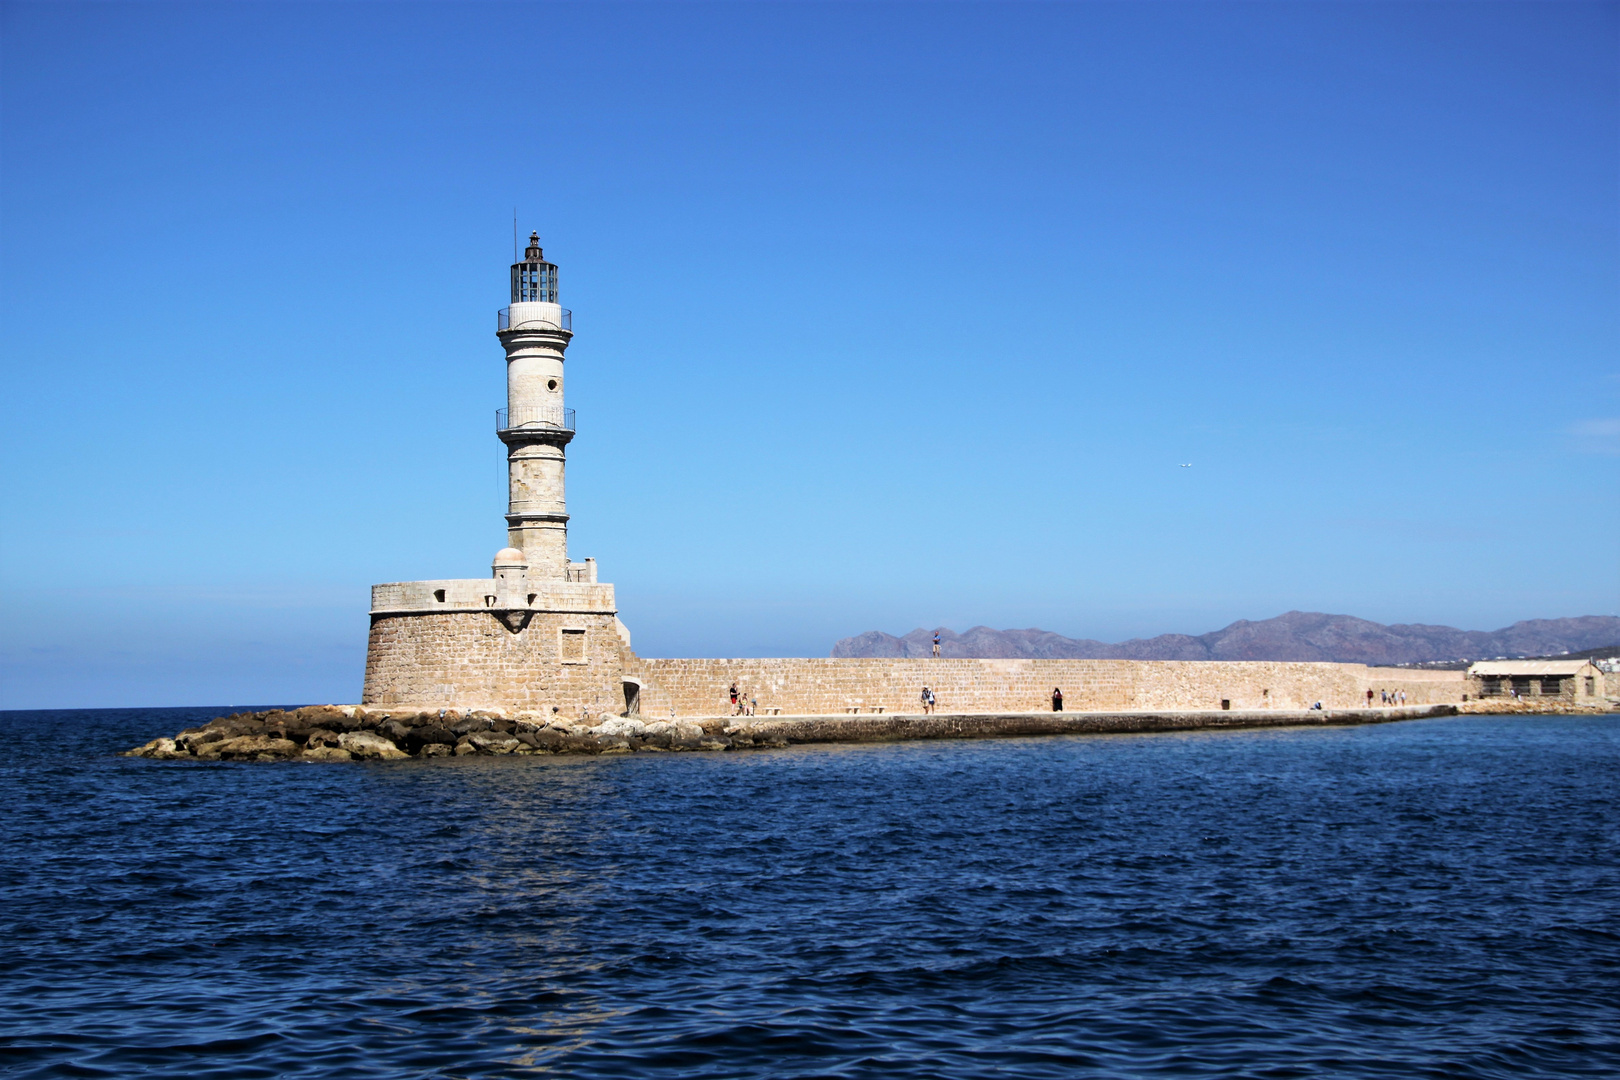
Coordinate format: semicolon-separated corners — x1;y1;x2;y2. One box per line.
497;306;572;333
497;406;575;433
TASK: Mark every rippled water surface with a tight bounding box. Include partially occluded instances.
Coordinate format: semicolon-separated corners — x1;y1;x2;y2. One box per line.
2;709;1617;1078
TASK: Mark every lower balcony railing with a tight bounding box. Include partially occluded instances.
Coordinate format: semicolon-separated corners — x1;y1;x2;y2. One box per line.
497;406;575;433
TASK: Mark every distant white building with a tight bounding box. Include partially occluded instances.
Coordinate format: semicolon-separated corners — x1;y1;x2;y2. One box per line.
1466;659;1607;703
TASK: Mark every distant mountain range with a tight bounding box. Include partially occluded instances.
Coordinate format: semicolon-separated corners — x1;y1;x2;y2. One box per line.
832;612;1620;666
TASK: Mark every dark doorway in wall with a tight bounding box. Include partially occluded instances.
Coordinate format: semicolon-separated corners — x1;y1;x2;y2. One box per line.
623;679;641;717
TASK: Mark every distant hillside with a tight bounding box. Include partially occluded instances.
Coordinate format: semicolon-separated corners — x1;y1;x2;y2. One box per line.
832;613;1620;666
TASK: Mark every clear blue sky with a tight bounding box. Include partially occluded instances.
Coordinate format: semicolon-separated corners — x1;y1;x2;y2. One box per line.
2;2;1615;708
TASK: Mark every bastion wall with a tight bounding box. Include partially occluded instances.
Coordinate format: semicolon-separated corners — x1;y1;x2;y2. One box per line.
363;610;626;714
624;657;1467;717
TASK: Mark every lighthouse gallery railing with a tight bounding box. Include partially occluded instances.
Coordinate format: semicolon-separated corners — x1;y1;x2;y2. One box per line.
497;306;572;332
497;406;575;433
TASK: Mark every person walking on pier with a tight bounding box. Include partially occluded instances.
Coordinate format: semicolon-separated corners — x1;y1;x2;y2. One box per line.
921;686;935;714
1052;687;1063;712
729;682;739;714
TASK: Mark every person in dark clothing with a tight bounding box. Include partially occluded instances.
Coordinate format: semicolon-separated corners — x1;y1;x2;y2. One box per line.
1052;687;1063;712
729;683;738;714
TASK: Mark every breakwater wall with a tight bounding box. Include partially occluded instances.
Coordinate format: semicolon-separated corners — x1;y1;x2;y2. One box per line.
627;658;1467;718
125;703;1461;762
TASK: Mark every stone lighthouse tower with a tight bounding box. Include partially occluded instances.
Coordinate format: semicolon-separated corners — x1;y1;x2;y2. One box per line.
498;233;574;578
362;232;629;717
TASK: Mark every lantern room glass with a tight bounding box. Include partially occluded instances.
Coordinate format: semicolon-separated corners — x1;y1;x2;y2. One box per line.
512;261;557;303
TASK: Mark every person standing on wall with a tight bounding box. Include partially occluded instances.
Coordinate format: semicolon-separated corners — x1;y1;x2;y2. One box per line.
729;682;739;714
1052;687;1063;712
932;632;941;658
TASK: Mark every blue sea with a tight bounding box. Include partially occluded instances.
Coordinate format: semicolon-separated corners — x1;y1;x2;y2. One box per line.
1;709;1616;1079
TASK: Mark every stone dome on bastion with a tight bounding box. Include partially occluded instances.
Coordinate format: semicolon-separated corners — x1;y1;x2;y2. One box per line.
492;548;527;569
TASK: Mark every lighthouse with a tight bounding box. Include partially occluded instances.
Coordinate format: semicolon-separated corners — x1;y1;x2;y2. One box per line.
362;232;629;717
497;232;575;579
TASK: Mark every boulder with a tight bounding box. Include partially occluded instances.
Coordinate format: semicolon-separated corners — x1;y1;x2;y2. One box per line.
214;735;300;761
126;737;181;759
593;717;647;738
301;746;353;762
294;706;349;728
176;729;225;753
420;743;453;757
403;725;455;753
596;736;632;753
212;717;266;739
337;731;409;760
451;715;491;736
522;729;569;752
377;719;412;744
468;732;520;755
453;742;477;756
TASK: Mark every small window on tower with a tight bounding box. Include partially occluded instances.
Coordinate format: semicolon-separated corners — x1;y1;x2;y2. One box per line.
548;379;557;391
561;628;587;664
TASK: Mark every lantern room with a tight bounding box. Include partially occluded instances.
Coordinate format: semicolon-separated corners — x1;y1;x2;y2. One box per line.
511;232;558;303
